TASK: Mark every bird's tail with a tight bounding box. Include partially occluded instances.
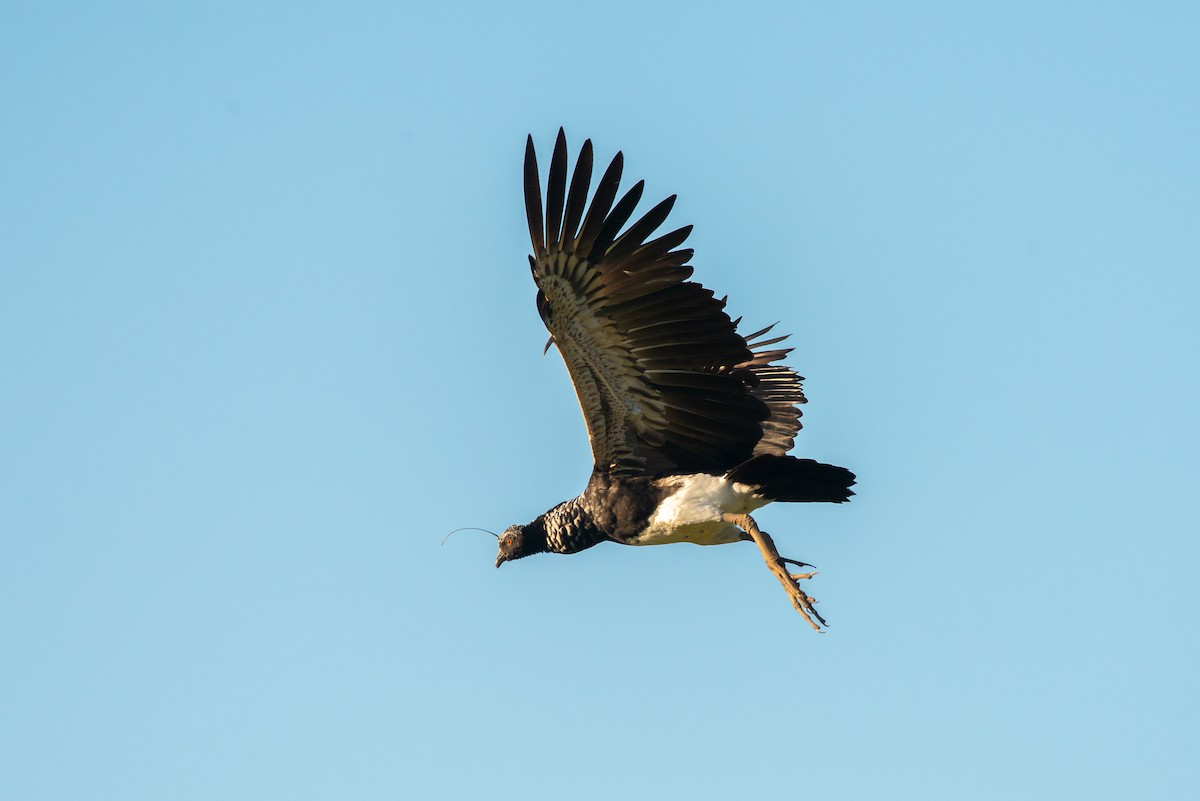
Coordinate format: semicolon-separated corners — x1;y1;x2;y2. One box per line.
725;454;856;503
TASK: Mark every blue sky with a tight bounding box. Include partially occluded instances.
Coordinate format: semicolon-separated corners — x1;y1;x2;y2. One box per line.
2;2;1197;799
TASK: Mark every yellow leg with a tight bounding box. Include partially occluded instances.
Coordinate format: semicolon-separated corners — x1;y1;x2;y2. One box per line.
724;512;827;632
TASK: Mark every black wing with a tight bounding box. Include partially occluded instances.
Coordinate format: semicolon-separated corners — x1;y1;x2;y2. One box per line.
524;129;806;477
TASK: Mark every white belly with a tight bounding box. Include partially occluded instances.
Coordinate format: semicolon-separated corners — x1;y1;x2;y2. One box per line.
629;473;769;546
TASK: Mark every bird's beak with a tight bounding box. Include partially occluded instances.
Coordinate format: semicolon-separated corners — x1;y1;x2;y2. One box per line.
495;554;506;568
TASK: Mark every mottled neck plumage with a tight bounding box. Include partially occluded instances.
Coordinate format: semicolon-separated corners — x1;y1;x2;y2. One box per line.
541;495;606;555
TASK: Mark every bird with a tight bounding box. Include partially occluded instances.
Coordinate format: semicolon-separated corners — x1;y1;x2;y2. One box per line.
495;129;856;629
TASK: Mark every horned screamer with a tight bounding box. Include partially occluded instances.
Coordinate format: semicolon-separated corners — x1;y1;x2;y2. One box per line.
495;130;856;630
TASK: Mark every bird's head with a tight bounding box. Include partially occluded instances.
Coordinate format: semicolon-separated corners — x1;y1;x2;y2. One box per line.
495;524;539;567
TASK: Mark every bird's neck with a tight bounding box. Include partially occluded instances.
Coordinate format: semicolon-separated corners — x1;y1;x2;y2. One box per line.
541;495;606;555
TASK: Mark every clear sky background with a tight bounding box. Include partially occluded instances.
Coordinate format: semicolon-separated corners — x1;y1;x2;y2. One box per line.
2;2;1197;799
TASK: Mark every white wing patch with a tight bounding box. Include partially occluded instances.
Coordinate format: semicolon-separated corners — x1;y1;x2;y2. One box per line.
630;474;770;546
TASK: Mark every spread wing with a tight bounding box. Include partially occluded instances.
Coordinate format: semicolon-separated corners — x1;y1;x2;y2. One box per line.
524;130;807;477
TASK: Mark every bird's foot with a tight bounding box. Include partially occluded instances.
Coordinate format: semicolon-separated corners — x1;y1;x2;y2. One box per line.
768;556;827;632
724;513;827;632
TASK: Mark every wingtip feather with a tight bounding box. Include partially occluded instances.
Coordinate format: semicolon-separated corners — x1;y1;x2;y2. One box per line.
524;135;545;253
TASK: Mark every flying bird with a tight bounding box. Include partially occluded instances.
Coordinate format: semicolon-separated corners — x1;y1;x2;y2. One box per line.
496;129;856;629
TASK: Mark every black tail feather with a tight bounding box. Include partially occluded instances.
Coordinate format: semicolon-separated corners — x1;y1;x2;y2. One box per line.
725;454;856;503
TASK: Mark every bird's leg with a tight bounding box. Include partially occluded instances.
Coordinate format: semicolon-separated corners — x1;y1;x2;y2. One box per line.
723;513;827;632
